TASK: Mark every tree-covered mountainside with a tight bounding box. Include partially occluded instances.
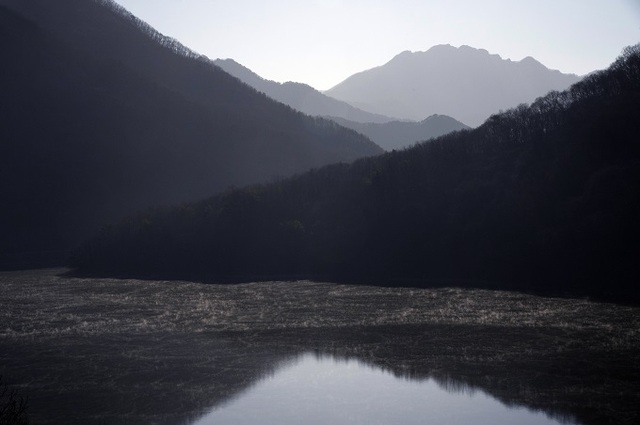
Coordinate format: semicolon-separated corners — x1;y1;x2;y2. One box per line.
0;1;381;269
71;45;640;303
325;45;581;127
328;115;470;151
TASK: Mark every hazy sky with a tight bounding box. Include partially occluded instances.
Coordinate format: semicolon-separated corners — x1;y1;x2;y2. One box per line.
112;0;639;90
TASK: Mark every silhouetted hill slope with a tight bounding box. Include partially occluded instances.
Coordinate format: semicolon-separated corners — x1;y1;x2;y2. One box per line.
325;45;581;127
214;58;395;123
329;115;470;151
0;1;381;269
72;44;640;302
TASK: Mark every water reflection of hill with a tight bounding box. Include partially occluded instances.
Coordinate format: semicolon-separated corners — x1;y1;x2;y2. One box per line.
194;351;574;425
0;270;637;425
242;323;638;425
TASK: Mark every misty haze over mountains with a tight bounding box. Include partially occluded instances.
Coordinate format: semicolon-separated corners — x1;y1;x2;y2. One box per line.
328;115;469;151
1;1;639;423
0;0;633;285
325;44;582;127
214;58;394;124
217;45;582;149
0;0;381;268
215;58;470;150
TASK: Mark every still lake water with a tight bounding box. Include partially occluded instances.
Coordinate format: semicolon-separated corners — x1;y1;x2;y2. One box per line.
0;269;638;424
193;353;571;425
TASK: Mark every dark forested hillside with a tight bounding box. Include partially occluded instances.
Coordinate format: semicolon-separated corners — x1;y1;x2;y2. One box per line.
0;1;380;269
71;45;640;303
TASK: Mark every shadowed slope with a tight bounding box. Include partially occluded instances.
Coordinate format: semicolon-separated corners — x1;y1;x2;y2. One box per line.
0;1;381;269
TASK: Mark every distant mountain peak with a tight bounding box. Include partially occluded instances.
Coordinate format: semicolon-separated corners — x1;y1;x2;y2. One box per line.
325;45;581;127
519;55;544;67
214;58;267;85
392;49;414;59
430;44;496;56
386;45;543;71
459;44;489;54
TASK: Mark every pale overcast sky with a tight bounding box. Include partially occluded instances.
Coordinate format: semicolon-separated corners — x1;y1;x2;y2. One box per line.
112;0;639;90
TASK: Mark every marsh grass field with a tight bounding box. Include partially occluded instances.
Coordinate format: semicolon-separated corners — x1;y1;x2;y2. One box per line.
0;269;638;424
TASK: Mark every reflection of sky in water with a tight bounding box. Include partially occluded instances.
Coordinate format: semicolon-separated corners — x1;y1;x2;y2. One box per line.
193;353;575;425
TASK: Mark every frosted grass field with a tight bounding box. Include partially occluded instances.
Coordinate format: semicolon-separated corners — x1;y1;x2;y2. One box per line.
0;269;638;424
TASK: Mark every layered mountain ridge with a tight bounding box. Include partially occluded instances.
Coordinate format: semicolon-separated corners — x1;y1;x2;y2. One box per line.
71;44;640;302
0;0;381;268
214;58;395;124
328;115;470;151
215;57;469;150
